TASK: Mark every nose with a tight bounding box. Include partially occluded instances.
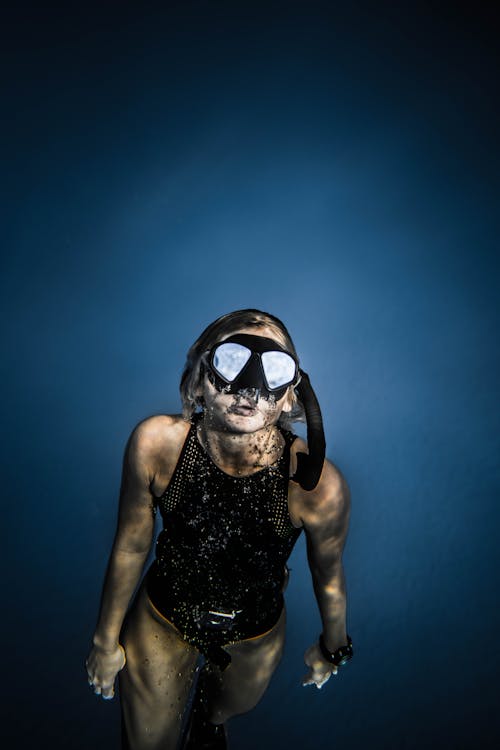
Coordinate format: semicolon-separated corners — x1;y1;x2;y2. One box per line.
237;387;261;402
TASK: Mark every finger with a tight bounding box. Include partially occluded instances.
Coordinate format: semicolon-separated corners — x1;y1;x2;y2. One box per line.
302;679;317;687
93;685;102;696
302;668;334;688
101;688;115;701
302;670;321;687
302;668;313;683
302;675;328;688
314;672;332;689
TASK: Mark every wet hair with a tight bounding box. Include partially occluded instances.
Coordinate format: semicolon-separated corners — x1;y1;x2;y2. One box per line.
180;309;305;428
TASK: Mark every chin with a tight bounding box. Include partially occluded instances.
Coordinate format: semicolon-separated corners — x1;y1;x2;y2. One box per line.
229;408;283;432
224;412;265;432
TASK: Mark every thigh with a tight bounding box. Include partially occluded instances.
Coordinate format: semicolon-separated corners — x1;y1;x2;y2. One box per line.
119;584;199;750
205;606;287;724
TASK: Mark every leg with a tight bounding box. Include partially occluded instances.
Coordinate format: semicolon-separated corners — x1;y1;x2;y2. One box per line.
204;607;287;724
118;584;199;750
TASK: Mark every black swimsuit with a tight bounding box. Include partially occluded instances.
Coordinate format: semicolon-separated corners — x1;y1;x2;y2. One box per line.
145;413;303;668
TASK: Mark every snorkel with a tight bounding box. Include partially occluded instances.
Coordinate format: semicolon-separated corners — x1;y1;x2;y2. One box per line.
291;369;326;491
206;333;326;491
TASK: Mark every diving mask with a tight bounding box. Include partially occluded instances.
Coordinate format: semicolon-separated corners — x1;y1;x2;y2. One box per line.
207;333;299;401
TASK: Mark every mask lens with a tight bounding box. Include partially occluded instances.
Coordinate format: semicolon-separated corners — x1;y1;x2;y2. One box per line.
213;342;251;382
261;351;296;389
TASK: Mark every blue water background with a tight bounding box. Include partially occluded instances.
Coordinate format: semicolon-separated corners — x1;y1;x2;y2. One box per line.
2;2;499;748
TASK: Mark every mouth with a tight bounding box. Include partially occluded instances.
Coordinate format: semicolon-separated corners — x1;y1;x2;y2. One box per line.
227;399;258;416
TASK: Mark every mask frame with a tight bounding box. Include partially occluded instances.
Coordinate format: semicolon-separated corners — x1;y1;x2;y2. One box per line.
207;333;299;401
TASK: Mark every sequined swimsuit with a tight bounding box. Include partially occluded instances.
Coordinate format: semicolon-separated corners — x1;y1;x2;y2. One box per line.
145;413;302;668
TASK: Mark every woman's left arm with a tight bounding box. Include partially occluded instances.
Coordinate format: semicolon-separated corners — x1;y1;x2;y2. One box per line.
301;461;351;688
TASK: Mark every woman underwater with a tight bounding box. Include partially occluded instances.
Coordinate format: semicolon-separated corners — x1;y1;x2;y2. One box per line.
85;309;352;750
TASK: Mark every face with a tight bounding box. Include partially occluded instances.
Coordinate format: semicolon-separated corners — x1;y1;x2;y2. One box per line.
199;326;295;434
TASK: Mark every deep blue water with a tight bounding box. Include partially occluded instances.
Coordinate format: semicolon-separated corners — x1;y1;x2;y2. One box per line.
2;2;499;748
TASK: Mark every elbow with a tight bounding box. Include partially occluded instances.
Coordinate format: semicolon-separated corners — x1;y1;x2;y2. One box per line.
311;566;345;596
113;536;153;558
113;523;154;557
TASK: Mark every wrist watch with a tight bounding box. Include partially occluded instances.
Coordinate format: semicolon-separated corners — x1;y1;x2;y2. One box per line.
318;633;353;667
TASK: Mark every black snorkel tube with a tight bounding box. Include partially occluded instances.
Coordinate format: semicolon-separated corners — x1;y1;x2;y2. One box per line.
291;370;326;491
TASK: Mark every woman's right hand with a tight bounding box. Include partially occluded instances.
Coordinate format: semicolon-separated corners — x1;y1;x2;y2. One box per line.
85;643;127;700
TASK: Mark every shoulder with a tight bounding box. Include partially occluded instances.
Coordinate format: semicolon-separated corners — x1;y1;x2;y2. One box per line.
125;414;191;477
129;414;189;448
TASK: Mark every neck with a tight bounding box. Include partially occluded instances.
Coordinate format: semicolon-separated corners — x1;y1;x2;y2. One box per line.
197;415;284;475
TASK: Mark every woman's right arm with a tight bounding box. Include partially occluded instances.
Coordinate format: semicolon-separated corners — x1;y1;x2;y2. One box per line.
85;420;158;699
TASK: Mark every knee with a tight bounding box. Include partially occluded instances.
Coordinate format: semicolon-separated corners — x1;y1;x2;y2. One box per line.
208;697;259;724
207;675;270;724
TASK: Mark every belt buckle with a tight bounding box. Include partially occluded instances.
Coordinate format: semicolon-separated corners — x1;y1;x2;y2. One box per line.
199;608;243;632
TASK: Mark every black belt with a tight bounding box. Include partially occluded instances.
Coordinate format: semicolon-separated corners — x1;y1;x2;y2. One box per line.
189;600;283;670
192;607;244;670
146;570;283;669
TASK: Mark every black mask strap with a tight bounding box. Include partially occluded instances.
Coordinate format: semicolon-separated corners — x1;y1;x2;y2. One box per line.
291;370;326;491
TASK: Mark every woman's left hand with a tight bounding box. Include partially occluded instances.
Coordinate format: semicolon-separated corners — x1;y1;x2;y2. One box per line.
302;641;338;689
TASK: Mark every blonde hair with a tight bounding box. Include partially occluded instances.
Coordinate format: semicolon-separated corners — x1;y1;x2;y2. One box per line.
180;309;305;428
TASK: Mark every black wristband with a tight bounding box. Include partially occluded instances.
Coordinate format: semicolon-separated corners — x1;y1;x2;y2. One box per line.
319;633;353;666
